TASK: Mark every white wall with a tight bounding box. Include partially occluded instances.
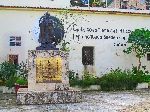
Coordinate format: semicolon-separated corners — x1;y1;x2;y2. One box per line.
0;9;150;76
65;13;150;76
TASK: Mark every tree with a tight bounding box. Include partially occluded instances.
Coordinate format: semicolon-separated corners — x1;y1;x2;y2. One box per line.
123;28;150;70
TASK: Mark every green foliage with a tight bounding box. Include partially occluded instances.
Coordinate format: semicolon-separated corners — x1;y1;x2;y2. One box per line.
123;28;150;70
5;75;18;89
0;61;18;82
90;0;100;6
60;40;70;52
69;67;150;91
89;0;94;6
128;28;150;50
0;61;28;88
131;66;149;75
18;61;28;80
0;80;5;86
99;67;150;91
15;77;28;85
69;70;98;88
89;0;107;7
143;75;150;82
68;70;80;87
99;68;137;91
131;66;150;83
5;76;27;88
81;72;99;87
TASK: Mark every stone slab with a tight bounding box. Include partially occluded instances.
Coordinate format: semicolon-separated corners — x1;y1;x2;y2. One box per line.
17;88;82;105
2;86;15;94
136;83;148;89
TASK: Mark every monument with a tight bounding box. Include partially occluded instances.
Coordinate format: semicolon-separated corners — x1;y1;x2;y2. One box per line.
16;12;82;104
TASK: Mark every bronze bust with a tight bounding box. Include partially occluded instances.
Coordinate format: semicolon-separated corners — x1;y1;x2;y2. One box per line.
36;12;64;50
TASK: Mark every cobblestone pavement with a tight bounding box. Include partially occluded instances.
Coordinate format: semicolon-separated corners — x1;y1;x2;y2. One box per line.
0;90;150;112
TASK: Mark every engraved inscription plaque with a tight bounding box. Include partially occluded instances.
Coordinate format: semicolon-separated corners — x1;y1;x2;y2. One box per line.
36;57;62;83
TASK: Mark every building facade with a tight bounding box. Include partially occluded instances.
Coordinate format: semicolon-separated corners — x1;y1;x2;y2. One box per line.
0;0;150;77
70;0;149;10
111;0;146;9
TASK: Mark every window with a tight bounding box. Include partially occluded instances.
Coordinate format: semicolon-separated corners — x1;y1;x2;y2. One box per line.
82;46;94;65
8;55;18;65
147;53;150;61
10;36;21;46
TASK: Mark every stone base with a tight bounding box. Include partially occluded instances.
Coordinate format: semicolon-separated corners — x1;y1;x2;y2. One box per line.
17;88;82;105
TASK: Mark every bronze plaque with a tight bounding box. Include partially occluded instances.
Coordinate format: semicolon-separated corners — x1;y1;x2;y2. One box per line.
36;57;62;83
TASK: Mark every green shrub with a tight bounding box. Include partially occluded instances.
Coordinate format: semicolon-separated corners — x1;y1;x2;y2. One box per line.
5;77;28;89
0;61;29;88
142;75;150;82
18;61;28;80
131;66;150;83
69;67;150;91
0;61;28;81
0;61;18;82
69;70;98;88
5;75;18;89
0;80;5;86
99;68;138;91
68;70;81;87
99;67;150;91
81;72;99;88
131;66;149;75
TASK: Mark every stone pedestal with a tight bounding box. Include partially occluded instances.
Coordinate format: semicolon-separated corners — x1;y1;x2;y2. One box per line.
17;88;82;105
17;50;82;104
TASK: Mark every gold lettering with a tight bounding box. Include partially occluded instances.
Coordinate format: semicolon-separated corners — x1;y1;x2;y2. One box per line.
36;57;62;83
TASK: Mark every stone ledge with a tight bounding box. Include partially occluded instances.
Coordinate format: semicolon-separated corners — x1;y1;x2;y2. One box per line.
17;89;82;105
2;86;15;94
136;83;149;90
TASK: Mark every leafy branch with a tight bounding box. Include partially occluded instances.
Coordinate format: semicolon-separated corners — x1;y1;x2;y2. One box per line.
123;28;150;70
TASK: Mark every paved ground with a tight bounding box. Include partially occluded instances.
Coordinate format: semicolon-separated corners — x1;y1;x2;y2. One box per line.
0;90;150;112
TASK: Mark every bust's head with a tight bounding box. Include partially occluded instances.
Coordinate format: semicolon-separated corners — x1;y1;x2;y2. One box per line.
36;12;64;50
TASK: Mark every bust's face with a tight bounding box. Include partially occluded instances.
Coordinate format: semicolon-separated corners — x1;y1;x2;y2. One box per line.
48;23;53;30
48;26;52;31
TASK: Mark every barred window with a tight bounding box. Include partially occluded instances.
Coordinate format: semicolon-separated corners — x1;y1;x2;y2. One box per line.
82;46;94;65
147;53;150;61
10;36;21;46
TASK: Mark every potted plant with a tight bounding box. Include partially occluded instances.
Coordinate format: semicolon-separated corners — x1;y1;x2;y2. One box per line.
3;75;18;93
15;77;28;93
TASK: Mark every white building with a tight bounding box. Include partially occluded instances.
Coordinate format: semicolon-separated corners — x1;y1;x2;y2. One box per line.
0;0;150;77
